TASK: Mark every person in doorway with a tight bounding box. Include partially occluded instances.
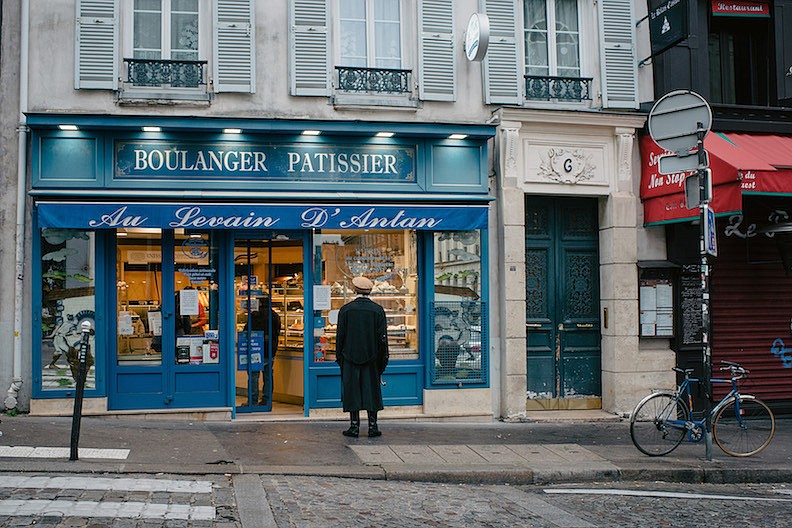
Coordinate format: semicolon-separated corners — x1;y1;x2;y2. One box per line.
335;276;389;438
243;296;281;406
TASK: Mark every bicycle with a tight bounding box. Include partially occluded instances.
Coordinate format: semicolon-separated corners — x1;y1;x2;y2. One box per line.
630;361;775;457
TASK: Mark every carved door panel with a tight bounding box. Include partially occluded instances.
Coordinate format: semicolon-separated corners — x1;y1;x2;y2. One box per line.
525;197;601;402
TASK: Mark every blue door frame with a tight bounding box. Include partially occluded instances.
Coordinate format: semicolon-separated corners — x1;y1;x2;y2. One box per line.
108;230;228;410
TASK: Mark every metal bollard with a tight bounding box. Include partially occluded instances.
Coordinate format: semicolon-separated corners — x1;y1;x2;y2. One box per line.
69;321;92;461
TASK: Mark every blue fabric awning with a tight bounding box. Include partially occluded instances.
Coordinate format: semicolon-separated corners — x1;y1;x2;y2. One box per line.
36;202;489;231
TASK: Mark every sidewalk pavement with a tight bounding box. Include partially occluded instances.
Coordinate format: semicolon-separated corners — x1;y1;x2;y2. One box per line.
1;411;790;485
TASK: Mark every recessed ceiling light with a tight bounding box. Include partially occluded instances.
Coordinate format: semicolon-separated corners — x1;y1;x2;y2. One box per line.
189;233;203;239
302;130;321;136
142;126;161;132
375;132;395;138
58;124;78;131
116;231;128;237
223;128;242;134
449;134;468;140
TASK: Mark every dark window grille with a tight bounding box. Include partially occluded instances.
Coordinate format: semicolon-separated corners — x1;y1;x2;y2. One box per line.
524;75;592;101
125;58;207;88
336;66;411;94
430;301;487;385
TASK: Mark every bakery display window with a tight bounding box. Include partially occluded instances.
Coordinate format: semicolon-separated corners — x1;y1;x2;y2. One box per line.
316;230;419;363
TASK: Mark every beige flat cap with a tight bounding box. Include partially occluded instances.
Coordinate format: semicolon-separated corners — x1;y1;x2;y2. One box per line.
352;276;373;293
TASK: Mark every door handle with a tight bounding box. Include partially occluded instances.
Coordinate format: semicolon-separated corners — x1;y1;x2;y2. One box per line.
526;323;542;328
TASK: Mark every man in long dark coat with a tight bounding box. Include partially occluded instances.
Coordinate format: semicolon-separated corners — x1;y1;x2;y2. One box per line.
335;276;389;437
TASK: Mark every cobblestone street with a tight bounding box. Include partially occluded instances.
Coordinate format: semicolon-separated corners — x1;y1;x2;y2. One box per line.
260;476;792;528
2;472;792;527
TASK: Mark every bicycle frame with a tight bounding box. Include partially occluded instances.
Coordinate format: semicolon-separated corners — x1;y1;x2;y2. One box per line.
662;375;742;443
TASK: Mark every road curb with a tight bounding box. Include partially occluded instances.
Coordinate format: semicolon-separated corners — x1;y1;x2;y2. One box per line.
3;461;792;485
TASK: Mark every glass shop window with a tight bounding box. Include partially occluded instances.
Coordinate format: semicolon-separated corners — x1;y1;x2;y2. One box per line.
316;230;418;363
40;229;96;391
173;231;219;366
116;229;163;366
431;230;487;385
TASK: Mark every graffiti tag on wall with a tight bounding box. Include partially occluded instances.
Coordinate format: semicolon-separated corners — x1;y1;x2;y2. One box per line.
770;338;792;368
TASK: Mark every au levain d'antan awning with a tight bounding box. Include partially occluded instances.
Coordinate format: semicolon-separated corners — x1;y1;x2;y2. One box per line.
640;132;792;225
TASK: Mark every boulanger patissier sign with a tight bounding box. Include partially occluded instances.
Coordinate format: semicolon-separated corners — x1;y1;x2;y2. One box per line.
115;140;415;182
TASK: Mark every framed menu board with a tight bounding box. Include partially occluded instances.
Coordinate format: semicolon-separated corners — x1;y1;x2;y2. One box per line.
639;267;675;338
677;264;703;347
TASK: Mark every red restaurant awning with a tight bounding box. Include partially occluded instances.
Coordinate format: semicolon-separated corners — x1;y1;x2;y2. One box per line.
640;132;792;225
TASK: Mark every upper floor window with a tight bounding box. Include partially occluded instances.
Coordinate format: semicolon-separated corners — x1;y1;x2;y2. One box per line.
708;16;771;106
339;0;402;69
524;0;580;78
133;0;199;61
290;0;456;103
75;0;255;96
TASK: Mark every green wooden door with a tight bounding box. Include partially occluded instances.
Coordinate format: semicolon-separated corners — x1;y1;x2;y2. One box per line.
525;197;601;404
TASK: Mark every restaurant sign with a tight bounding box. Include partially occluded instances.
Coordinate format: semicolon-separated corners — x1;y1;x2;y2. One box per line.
115;140;416;182
711;0;770;17
36;202;489;231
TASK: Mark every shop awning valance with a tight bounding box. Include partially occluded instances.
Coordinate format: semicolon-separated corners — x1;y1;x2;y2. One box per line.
36;202;489;231
640;132;792;225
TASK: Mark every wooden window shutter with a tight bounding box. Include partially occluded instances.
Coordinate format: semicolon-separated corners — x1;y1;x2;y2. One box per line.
289;0;329;96
213;0;256;93
481;0;521;105
74;0;118;90
598;0;638;109
418;0;456;102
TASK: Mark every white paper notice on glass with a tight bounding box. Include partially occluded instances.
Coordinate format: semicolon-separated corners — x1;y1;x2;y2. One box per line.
180;289;200;316
640;286;657;311
148;310;162;336
656;283;673;309
117;311;134;336
314;285;332;311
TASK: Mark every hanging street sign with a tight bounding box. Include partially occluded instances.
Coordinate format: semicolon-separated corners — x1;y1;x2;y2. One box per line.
705;204;718;256
464;13;490;61
649;0;689;56
648;90;712;154
658;150;709;175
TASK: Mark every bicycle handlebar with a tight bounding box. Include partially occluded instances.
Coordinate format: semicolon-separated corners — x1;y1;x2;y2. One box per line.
718;360;748;380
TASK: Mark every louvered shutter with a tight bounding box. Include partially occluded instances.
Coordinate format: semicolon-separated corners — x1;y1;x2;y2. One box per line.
775;0;792;102
598;0;638;109
418;0;455;101
481;0;521;105
289;0;329;96
74;0;118;90
213;0;256;93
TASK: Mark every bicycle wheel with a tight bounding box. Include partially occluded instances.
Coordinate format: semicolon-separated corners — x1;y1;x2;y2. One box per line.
630;392;689;456
713;396;775;457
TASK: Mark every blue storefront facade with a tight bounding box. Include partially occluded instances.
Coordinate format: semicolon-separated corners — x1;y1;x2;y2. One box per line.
28;114;494;418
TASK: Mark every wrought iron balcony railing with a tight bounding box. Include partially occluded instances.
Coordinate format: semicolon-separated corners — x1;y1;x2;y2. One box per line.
524;75;592;101
336;66;411;94
124;58;207;89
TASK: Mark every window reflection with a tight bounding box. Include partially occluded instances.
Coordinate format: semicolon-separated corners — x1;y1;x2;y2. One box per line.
432;231;485;384
40;229;96;390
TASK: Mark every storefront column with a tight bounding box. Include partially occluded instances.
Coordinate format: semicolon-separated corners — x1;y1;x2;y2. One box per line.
600;128;669;415
496;122;528;418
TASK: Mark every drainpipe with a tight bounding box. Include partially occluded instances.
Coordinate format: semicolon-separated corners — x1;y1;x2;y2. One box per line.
6;0;29;410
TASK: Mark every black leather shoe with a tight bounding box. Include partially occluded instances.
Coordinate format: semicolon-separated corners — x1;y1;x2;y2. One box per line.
368;411;382;437
342;425;360;437
342;411;360;437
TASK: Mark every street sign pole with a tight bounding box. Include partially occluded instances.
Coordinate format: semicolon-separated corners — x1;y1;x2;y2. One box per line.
696;122;714;462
